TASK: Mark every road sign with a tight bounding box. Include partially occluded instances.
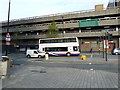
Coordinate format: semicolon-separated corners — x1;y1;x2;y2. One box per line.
6;32;11;41
104;40;109;48
104;26;110;29
6;41;10;45
105;40;109;45
6;32;11;45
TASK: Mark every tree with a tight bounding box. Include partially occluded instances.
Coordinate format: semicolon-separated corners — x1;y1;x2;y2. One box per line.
11;30;21;45
46;21;59;38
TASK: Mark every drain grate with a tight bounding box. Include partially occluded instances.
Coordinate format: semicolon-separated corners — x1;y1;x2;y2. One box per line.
31;70;46;73
12;64;21;65
31;70;40;72
40;70;46;73
34;60;43;61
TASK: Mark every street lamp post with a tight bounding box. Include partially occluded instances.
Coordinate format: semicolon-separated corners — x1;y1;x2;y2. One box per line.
62;16;64;37
5;0;11;56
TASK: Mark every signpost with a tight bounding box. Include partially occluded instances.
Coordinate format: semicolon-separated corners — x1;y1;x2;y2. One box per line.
104;40;109;49
5;0;11;56
5;32;11;56
102;27;110;61
105;32;109;62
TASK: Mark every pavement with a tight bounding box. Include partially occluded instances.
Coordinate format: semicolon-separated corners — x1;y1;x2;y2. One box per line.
0;80;1;90
0;62;2;78
0;53;119;89
2;65;118;88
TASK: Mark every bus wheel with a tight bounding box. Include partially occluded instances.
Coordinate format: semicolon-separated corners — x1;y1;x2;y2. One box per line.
66;52;71;56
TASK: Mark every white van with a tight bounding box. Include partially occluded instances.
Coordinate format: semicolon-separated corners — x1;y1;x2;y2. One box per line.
26;50;45;58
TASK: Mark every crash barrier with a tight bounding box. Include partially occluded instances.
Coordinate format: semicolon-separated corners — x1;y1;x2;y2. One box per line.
81;55;86;60
45;54;49;60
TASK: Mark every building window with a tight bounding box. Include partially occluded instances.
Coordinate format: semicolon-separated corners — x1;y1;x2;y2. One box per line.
91;42;97;48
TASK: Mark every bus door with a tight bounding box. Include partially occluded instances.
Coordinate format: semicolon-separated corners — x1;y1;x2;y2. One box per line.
68;46;73;52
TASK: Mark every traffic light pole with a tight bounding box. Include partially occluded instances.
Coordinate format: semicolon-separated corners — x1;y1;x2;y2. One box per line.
105;46;108;61
102;35;104;58
98;41;100;55
62;16;64;37
105;33;108;61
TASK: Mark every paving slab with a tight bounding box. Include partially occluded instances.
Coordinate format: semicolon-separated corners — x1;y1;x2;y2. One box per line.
2;65;118;88
1;53;118;89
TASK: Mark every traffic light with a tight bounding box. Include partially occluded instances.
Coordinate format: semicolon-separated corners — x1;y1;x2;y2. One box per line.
99;36;102;42
97;40;99;45
108;34;113;41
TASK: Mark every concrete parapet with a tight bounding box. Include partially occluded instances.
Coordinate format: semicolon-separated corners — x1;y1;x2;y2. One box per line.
1;8;118;27
0;60;10;79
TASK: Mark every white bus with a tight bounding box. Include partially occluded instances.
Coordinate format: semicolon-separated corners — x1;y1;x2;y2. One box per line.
39;37;80;56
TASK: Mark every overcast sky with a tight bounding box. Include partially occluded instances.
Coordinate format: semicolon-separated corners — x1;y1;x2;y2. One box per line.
0;0;109;21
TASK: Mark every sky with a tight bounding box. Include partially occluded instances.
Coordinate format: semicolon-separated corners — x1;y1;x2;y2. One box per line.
0;0;109;22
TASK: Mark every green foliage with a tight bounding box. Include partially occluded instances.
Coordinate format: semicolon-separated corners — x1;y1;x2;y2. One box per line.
11;30;20;45
46;21;59;38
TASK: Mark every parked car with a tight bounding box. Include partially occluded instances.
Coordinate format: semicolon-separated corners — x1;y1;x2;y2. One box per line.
111;48;120;55
26;49;45;58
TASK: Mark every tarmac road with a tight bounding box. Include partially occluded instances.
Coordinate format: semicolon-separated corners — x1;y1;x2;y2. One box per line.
10;53;118;73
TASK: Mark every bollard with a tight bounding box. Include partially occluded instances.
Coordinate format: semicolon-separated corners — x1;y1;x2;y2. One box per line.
45;54;49;60
81;55;86;60
90;54;93;58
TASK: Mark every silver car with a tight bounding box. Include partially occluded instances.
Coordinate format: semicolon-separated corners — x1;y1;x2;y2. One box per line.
111;48;120;55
